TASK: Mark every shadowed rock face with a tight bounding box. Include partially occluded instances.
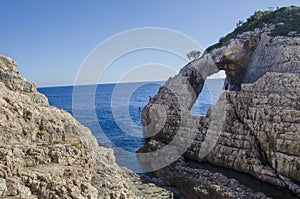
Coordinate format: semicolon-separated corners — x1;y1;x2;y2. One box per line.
0;55;173;198
154;158;270;199
210;25;300;91
210;30;259;91
139;24;300;198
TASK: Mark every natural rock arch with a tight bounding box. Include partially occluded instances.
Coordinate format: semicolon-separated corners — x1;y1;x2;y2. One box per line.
139;25;300;197
142;25;300;140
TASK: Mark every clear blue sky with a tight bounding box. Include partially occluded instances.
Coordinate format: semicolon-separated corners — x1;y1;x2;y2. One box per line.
0;0;298;87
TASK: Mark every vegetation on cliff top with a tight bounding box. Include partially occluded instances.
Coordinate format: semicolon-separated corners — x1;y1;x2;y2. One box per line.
206;6;300;52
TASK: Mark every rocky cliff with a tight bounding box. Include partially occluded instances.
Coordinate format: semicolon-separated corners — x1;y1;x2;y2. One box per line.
0;55;173;198
139;6;300;198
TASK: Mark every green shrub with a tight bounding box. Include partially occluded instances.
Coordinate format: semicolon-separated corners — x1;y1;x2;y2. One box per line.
206;6;300;52
37;130;46;136
69;141;81;149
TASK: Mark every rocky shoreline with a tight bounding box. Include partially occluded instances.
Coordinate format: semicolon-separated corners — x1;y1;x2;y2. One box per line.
0;55;173;198
139;72;300;198
0;53;280;199
0;6;299;199
139;7;300;199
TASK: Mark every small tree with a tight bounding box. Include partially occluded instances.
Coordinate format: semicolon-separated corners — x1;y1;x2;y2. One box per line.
187;50;201;61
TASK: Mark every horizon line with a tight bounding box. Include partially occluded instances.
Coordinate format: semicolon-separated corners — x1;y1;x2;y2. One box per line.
37;77;225;89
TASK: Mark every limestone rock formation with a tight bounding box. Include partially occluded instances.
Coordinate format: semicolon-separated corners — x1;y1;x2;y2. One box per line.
0;55;173;198
139;7;300;198
139;140;270;199
158;160;270;199
209;25;300;91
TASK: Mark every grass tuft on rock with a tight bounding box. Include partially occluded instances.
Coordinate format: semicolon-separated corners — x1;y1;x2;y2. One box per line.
37;130;46;136
70;141;81;149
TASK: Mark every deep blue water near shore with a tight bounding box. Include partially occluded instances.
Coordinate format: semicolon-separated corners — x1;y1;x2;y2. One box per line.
38;79;224;171
38;79;297;199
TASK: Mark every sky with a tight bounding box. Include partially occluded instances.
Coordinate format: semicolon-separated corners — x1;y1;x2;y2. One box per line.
0;0;299;87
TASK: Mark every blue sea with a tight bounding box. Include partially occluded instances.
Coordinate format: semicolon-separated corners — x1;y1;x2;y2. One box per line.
38;79;224;172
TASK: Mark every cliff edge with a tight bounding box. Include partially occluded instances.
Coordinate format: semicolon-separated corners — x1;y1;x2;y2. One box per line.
0;55;173;198
139;6;300;198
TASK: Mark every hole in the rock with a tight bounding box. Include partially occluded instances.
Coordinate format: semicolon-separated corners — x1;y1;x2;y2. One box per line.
190;70;225;116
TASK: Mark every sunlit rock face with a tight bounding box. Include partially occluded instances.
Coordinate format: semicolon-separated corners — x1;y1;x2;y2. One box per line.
139;24;300;197
0;55;173;199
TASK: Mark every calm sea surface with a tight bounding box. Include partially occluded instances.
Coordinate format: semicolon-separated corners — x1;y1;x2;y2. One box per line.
38;79;224;171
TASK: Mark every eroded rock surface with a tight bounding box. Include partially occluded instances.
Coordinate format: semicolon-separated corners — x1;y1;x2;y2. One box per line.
139;140;271;199
139;24;300;198
157;159;270;199
0;55;173;198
